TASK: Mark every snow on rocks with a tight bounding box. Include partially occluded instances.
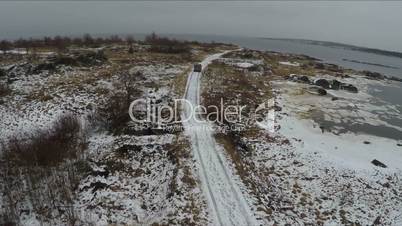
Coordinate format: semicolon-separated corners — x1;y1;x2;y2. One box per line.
273;75;402;140
244;74;402;225
279;61;300;67
235;62;255;69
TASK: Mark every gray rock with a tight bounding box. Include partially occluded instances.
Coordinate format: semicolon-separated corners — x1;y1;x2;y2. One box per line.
330;79;341;90
307;86;327;96
371;159;387;168
287;74;311;84
314;79;330;89
340;84;358;93
298;75;310;84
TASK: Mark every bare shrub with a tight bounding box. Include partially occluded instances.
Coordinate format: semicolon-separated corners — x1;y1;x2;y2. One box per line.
1;33;128;54
3;114;86;167
98;71;142;133
101;91;132;132
145;33;190;54
0;68;6;77
0;163;87;225
0;40;12;54
0;114;89;225
0;83;11;97
126;35;135;54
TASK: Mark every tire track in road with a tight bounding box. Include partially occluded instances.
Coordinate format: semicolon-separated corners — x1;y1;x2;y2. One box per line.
182;52;259;226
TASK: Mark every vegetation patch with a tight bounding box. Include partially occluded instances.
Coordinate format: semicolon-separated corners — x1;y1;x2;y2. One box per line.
2;114;86;166
0;83;11;97
0;114;89;225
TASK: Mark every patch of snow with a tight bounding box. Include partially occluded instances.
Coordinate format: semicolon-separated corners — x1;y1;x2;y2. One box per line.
279;61;300;67
235;62;255;68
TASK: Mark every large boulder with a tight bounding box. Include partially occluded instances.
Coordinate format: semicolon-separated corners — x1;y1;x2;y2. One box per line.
388;76;402;82
288;74;311;84
298;75;310;84
330;79;341;90
314;79;330;89
371;159;387;168
307;86;327;96
340;84;358;93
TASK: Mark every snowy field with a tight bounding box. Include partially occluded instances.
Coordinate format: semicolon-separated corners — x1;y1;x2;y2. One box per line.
1;45;401;225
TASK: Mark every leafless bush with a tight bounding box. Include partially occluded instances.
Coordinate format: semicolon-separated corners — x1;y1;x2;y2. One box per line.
1;34;127;54
0;164;88;225
3;114;86;167
145;33;190;54
0;114;90;225
0;68;5;77
97;71;142;133
101;91;132;132
0;83;11;97
0;40;12;54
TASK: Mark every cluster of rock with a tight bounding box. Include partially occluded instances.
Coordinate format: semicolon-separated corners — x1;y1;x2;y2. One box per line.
286;74;358;96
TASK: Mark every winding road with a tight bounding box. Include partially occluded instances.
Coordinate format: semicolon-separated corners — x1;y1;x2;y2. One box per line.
182;52;259;226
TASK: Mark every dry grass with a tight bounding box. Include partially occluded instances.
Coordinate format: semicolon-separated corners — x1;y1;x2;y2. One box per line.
2;114;86;167
201;62;272;125
98;90;139;133
215;133;248;179
167;137;205;224
260;51;346;77
214;132;271;207
172;65;192;97
105;46;194;65
0;114;89;225
200;52;285;214
0;83;11;97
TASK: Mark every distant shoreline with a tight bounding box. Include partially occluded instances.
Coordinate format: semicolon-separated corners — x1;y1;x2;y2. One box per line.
342;58;400;69
261;37;402;59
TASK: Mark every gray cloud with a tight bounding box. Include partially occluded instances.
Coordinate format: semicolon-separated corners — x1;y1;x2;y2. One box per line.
0;1;401;51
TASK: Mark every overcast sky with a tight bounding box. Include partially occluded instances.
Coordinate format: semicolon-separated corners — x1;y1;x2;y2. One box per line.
0;1;401;52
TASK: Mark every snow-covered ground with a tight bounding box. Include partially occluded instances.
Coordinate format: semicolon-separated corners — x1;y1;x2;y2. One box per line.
274;76;402;171
206;48;402;225
279;61;300;67
253;74;402;225
0;51;210;225
2;45;401;225
182;53;259;226
73;133;208;225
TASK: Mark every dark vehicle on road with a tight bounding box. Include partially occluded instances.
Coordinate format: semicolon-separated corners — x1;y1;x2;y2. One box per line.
193;63;202;72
